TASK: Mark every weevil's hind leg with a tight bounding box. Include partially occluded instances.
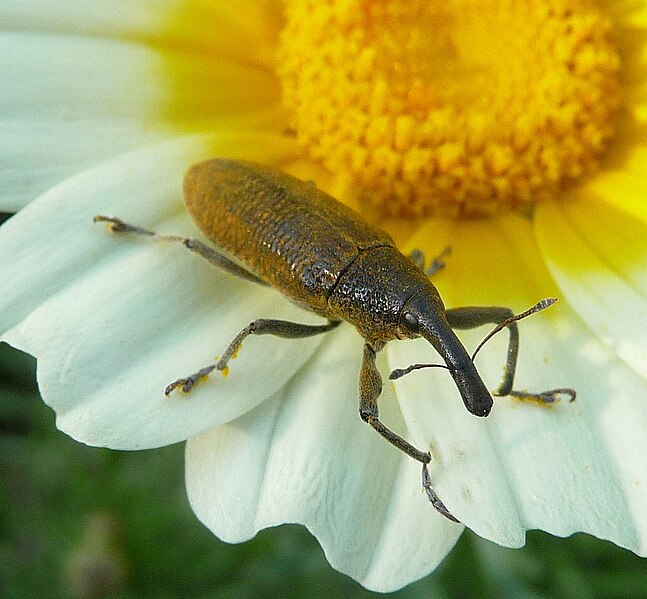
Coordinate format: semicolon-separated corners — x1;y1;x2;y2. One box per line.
164;318;342;395
445;306;575;404
408;247;451;276
358;343;458;522
163;364;217;396
94;215;266;286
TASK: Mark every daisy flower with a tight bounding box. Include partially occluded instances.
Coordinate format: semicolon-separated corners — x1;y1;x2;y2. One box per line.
2;0;647;592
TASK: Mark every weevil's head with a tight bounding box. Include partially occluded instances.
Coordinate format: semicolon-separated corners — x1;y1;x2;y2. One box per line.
399;290;493;417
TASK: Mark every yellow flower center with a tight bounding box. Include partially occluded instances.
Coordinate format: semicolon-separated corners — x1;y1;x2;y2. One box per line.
276;0;620;218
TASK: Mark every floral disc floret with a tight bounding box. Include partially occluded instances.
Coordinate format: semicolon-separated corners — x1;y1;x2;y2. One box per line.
277;0;621;217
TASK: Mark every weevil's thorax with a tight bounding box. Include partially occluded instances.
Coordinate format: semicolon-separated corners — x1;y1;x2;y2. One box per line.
328;246;443;344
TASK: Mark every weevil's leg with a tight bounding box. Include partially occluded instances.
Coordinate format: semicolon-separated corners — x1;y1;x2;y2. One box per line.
505;388;577;404
359;343;458;522
359;344;430;463
445;306;518;397
163;365;217;396
422;463;460;523
94;215;265;286
445;306;576;403
408;249;426;270
216;318;341;371
181;238;267;286
408;247;452;276
164;318;341;395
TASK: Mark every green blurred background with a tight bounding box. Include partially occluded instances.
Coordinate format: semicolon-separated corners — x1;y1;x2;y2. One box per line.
2;342;647;599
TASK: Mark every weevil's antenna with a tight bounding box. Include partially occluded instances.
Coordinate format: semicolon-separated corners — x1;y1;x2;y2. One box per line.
389;362;448;381
471;297;558;361
389;298;559;382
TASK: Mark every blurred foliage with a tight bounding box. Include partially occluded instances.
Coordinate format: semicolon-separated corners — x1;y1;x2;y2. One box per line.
1;341;646;599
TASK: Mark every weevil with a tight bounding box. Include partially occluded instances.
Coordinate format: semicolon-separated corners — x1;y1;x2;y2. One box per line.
95;158;575;522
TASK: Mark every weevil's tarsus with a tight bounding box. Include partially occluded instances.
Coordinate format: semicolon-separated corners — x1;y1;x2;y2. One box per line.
93;215;265;286
94;215;156;237
426;246;452;277
164;364;216;396
408;249;424;270
507;387;577;404
422;463;460;523
360;343;432;464
409;246;452;276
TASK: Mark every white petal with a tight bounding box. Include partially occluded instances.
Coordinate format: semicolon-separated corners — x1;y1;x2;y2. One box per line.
0;32;281;209
0;119;165;212
186;326;463;592
578;146;647;224
1;0;281;63
0;134;322;448
389;214;647;555
535;200;647;380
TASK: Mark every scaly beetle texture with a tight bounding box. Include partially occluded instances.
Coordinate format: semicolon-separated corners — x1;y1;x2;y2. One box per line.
95;158;575;522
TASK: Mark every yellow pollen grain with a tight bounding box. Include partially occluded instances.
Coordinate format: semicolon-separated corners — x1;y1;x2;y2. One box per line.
276;0;620;218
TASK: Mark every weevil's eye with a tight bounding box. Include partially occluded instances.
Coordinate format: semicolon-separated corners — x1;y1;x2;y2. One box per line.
402;311;420;332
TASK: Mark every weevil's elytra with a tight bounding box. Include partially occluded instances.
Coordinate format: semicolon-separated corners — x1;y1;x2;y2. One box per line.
183;160;395;318
95;158;575;523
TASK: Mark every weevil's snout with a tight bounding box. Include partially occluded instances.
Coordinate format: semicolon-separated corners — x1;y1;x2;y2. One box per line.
431;333;493;417
411;306;493;418
446;364;493;417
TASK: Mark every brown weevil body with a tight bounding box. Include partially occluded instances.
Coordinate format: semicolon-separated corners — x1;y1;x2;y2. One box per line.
95;158;575;522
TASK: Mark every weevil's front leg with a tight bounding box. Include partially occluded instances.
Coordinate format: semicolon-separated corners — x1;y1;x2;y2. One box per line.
94;215;266;286
358;343;459;522
165;318;341;395
445;306;575;403
359;344;430;463
445;307;518;396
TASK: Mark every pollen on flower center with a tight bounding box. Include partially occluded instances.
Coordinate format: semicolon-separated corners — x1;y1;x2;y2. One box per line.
276;0;621;218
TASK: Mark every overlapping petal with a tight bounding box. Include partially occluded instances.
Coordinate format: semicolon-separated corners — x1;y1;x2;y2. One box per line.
535;199;647;380
0;134;325;448
1;0;281;63
0;30;282;210
388;214;647;554
186;210;647;588
186;325;463;593
573;143;647;224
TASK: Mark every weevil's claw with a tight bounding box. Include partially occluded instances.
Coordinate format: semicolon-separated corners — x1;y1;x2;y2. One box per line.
506;387;577;405
93;215;115;224
389;368;407;380
94;215;128;232
94;215;155;236
426;246;452;277
422;462;460;523
164;378;193;396
164;365;216;396
409;246;452;276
